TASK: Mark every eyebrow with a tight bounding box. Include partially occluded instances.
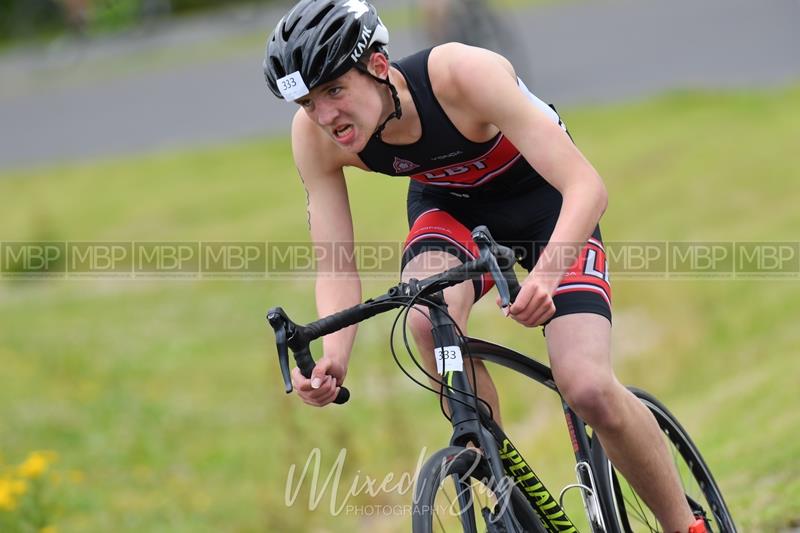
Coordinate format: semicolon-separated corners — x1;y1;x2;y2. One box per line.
294;80;341;105
317;80;337;92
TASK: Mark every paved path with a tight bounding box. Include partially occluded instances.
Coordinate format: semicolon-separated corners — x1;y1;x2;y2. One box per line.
0;0;798;170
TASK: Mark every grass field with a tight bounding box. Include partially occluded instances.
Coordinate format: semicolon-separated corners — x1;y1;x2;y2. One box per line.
1;84;799;532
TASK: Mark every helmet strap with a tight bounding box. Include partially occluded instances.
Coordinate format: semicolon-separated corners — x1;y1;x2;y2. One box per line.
354;62;403;140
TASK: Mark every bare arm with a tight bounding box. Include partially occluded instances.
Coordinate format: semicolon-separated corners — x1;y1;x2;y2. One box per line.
290;111;362;403
438;45;608;323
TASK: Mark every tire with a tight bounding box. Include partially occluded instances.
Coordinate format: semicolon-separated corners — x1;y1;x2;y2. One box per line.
412;446;547;533
590;388;737;533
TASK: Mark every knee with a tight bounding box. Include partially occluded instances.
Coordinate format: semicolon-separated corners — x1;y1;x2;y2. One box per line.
407;306;435;341
559;375;626;432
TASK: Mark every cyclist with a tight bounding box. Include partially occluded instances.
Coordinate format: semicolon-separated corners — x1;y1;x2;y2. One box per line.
263;1;706;531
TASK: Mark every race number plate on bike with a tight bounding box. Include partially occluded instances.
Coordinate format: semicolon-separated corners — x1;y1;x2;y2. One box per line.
435;345;464;374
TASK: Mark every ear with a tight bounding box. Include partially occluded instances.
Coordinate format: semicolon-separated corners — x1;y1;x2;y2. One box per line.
366;51;390;79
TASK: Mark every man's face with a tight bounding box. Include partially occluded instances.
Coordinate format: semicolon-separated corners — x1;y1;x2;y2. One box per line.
295;69;382;153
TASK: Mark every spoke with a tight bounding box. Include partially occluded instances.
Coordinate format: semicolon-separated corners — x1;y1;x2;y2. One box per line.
437;476;458;531
433;505;447;532
623;489;656;531
670;438;689;494
604;396;733;533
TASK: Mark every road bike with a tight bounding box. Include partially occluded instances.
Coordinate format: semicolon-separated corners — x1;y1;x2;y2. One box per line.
267;226;737;532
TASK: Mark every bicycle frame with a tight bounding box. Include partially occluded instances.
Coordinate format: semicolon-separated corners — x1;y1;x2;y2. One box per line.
467;339;608;532
268;225;617;531
427;298;606;533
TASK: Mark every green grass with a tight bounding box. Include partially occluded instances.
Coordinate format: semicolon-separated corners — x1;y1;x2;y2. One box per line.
1;84;799;532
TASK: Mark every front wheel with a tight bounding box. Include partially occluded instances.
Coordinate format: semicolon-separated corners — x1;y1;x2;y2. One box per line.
411;446;547;533
591;387;737;532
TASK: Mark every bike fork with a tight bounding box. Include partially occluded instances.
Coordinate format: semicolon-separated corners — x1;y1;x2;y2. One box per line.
562;402;608;532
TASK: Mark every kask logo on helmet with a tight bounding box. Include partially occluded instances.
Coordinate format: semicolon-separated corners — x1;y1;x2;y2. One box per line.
343;0;368;18
350;25;374;63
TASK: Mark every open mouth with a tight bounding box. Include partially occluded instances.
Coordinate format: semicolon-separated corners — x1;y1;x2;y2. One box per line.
333;124;353;139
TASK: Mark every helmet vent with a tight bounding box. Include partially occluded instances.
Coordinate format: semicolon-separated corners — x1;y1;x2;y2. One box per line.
281;20;297;41
291;48;305;71
320;16;344;44
308;53;326;79
269;57;286;80
306;4;336;29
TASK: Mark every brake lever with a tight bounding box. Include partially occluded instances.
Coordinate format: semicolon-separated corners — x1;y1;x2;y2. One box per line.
266;307;294;394
472;226;511;307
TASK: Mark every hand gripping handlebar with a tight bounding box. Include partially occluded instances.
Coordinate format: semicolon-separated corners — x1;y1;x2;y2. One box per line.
267;225;521;405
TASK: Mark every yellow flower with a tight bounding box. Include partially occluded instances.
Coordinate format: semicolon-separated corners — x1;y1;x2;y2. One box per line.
18;451;57;479
0;478;19;511
40;526;58;533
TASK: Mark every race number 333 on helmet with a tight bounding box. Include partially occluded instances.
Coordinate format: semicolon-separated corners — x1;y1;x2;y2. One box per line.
264;0;390;101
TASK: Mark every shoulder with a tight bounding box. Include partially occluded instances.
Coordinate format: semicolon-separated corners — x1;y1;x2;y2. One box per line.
427;43;516;101
427;43;541;129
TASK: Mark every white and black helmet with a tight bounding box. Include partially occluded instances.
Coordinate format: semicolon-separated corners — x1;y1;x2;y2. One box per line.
264;0;390;101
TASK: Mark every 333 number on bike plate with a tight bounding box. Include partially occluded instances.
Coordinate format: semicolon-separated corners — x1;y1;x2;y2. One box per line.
435;345;464;373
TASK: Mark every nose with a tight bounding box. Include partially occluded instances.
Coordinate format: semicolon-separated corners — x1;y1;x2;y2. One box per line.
314;101;339;126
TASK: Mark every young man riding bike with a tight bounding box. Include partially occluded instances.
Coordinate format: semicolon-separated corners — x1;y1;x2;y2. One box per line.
263;1;706;531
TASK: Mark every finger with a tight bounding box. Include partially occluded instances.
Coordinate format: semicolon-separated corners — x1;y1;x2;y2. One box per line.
511;284;544;316
510;291;543;323
516;296;551;326
292;366;313;392
310;360;331;389
495;295;510;316
508;292;528;315
508;295;530;317
306;381;338;407
527;300;556;327
321;386;340;406
307;375;336;401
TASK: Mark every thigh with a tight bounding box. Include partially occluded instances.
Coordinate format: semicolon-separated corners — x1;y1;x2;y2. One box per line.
544;312;614;386
404;187;494;301
403;250;474;330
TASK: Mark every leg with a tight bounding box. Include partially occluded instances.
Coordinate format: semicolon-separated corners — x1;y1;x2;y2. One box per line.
545;313;695;532
402;250;503;426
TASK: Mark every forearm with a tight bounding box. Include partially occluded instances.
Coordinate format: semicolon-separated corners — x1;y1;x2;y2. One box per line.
533;180;608;289
316;273;362;365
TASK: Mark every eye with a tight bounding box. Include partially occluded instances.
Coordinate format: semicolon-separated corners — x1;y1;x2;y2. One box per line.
298;99;313;109
328;86;342;97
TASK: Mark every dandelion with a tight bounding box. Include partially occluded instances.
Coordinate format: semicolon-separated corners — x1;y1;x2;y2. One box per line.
18;451;57;479
1;451;62;527
0;477;19;511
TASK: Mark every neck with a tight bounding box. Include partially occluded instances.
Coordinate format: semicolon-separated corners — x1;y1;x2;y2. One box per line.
377;67;420;145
